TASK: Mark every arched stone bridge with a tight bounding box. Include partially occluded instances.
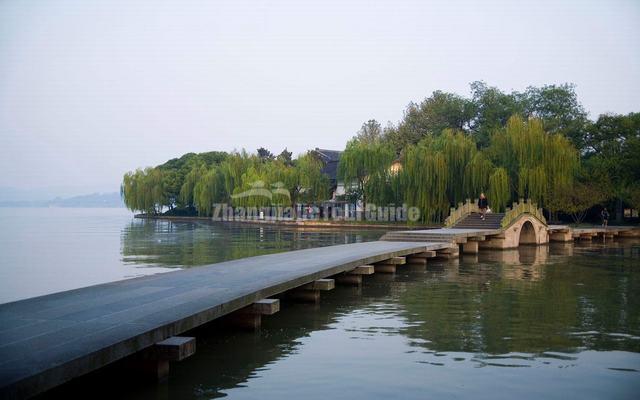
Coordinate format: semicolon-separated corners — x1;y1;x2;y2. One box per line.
381;199;639;253
480;213;548;248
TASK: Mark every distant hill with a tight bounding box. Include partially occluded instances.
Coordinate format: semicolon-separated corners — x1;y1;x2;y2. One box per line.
0;192;124;208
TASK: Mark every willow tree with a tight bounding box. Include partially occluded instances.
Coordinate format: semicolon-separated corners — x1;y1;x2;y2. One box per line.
219;150;257;202
434;130;480;203
266;161;297;207
399;130;496;222
121;170;142;212
488;115;579;206
488;167;510;212
364;172;394;207
193;167;225;216
121;167;166;214
261;153;330;215
338;139;395;210
401;144;449;222
179;164;206;208
231;166;272;208
463;152;494;199
297;153;330;204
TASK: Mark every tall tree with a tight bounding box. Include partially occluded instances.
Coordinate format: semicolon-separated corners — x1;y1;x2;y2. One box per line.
219;150;257;202
488;116;579;207
257;147;275;161
297;152;330;204
546;181;606;224
179;164;206;208
356;119;383;144
523;84;588;152
400;130;499;222
583;112;640;221
121;167;166;214
193;167;225;216
231;166;272;208
156;151;228;208
276;148;293;165
470;81;525;148
384;91;475;152
488;167;510;212
401;144;449;222
338;140;395;211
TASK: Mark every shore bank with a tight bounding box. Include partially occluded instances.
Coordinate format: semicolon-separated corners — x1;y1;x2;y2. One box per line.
134;213;436;230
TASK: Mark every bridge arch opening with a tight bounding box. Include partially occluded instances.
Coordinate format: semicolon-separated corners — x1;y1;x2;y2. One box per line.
519;221;537;245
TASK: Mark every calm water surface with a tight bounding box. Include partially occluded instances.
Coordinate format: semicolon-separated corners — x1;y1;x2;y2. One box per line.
0;208;383;303
119;242;638;400
1;208;639;399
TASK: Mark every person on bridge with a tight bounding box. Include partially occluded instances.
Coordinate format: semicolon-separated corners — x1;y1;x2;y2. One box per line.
478;193;488;220
601;207;610;228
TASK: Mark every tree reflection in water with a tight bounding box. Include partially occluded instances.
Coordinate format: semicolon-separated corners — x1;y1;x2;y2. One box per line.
51;232;640;400
120;219;386;267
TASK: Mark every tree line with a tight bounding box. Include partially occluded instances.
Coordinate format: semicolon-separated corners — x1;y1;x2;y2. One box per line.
339;82;638;223
121;149;330;217
122;81;640;224
339;116;578;223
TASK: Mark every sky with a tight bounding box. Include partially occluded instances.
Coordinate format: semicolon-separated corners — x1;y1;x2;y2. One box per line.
0;0;639;198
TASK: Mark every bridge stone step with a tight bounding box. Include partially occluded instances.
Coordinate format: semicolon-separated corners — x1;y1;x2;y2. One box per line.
452;212;504;229
457;226;501;228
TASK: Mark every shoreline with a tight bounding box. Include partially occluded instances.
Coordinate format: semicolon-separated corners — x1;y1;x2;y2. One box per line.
134;213;436;230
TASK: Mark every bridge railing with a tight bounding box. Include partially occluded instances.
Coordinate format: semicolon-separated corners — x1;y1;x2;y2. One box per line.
500;198;547;228
444;198;479;228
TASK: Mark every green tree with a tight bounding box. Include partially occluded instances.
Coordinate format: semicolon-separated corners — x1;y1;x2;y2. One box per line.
265;160;299;208
464;152;494;200
488;116;579;207
121;167;166;214
434;130;482;203
156;151;228;208
297;152;330;204
193;167;225;216
546;181;606;224
179;164;206;208
356;119;383;144
262;153;330;215
523;84;588;152
276;148;293;165
401;144;449;222
338;139;395;210
400;130;496;222
231;166;271;208
470;81;525;148
257;147;274;161
469;82;590;151
219;150;257;202
384;91;476;152
488;167;510;212
583;112;640;221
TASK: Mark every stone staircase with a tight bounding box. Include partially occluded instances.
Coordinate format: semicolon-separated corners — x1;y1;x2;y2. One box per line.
380;231;463;243
452;212;504;229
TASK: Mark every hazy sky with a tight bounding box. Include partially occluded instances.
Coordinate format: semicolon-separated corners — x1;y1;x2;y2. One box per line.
1;0;639;196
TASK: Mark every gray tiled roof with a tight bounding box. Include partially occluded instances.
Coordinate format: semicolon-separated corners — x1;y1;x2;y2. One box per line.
313;148;342;182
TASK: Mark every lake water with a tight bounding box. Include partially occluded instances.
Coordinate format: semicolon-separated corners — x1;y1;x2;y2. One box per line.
1;208;639;399
0;208;383;304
